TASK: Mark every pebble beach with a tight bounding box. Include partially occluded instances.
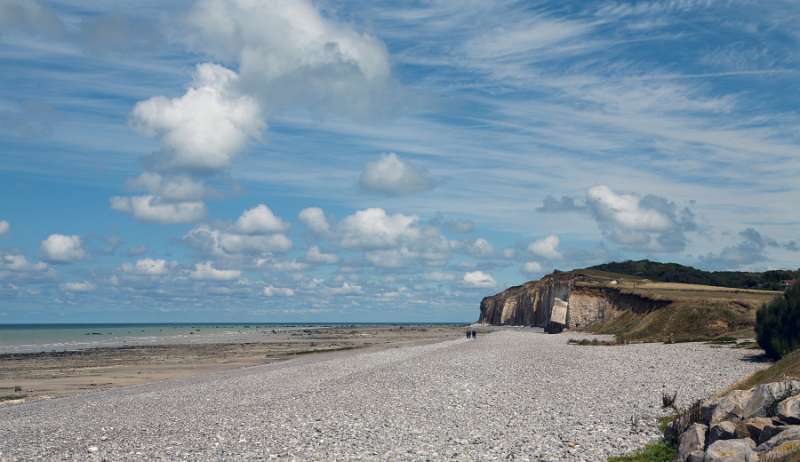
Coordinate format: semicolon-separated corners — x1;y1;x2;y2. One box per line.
0;329;766;461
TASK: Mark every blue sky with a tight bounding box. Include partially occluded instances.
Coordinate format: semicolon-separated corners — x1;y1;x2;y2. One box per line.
1;0;799;323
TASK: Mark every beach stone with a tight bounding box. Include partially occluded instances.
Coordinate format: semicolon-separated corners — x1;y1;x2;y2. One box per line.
777;395;800;424
704;390;753;425
759;424;788;445
705;381;800;425
756;426;800;454
744;381;800;419
679;423;707;461
742;417;772;442
704;439;756;462
0;330;770;461
709;421;737;445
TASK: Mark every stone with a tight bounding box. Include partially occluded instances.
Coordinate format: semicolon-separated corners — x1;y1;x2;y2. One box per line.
704;381;800;425
87;446;99;453
742;417;773;442
708;421;737;445
756;426;800;454
778;394;800;424
743;381;800;419
704;439;757;462
678;423;707;462
759;424;788;445
704;390;754;425
686;450;705;462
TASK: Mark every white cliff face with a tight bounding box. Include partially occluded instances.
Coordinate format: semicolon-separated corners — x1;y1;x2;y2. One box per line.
478;271;667;329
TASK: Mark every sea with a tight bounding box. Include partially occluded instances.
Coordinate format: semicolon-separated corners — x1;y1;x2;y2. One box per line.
0;323;467;354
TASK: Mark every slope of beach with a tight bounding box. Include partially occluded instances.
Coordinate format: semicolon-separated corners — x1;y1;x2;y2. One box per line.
0;329;765;461
0;325;464;401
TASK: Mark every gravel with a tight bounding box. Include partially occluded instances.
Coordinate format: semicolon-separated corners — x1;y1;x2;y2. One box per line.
0;329;766;461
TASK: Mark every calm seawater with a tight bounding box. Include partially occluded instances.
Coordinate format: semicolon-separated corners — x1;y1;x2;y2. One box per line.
0;323;465;354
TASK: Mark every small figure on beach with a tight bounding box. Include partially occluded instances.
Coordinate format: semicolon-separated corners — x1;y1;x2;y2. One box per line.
472;330;477;339
466;330;471;340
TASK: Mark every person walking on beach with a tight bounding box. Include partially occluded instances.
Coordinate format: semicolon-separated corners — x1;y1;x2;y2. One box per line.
472;330;477;339
466;330;471;340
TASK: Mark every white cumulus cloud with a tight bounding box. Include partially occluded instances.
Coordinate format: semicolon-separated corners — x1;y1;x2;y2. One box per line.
0;220;9;235
131;63;263;172
236;204;289;234
41;234;85;263
110;195;206;224
121;258;170;276
184;225;292;257
298;207;331;235
528;235;562;260
467;238;495;257
586;185;698;252
327;282;363;295
338;208;421;249
521;261;543;274
463;271;496;288
60;281;96;293
128;172;206;201
263;285;295;297
190;261;241;281
184;0;392;117
359;153;435;196
1;253;48;272
306;245;339;264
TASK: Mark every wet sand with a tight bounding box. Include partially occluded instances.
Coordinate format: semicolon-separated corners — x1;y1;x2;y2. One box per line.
0;326;466;403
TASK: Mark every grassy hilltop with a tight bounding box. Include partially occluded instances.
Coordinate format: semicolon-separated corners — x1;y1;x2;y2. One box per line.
563;261;791;343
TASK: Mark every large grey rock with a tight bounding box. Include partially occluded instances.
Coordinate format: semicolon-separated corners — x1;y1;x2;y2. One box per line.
742;417;773;442
679;423;708;462
708;421;738;445
778;394;800;424
704;390;754;425
704;439;757;462
756;426;800;454
759;424;788;445
704;381;800;425
743;381;800;419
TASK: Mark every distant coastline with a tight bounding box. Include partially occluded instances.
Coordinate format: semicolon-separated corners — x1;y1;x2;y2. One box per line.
0;322;469;355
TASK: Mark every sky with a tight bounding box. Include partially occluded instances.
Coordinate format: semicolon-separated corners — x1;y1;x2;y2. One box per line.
1;0;799;323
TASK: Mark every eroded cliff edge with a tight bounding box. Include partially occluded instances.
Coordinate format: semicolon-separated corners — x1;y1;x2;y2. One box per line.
478;270;668;330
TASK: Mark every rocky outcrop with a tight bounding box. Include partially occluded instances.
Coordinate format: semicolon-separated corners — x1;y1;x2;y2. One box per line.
478;270;668;330
673;380;800;462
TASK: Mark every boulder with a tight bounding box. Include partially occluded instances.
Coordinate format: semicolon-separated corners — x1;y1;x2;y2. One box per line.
704;390;754;425
742;417;773;442
704;381;800;425
704;439;757;462
756;426;800;454
778;395;800;424
678;423;707;461
708;421;738;445
759;424;788;445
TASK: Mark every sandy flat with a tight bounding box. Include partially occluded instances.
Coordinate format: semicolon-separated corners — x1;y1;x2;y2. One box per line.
0;326;464;401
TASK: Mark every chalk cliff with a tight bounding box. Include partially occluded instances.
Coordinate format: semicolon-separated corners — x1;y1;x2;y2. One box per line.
478;270;668;329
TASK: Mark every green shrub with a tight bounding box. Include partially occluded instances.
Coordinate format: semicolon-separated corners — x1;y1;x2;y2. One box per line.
757;284;800;359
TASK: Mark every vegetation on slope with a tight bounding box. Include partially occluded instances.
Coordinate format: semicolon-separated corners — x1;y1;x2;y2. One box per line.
587;286;777;343
757;284;800;359
733;349;800;391
589;260;798;291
